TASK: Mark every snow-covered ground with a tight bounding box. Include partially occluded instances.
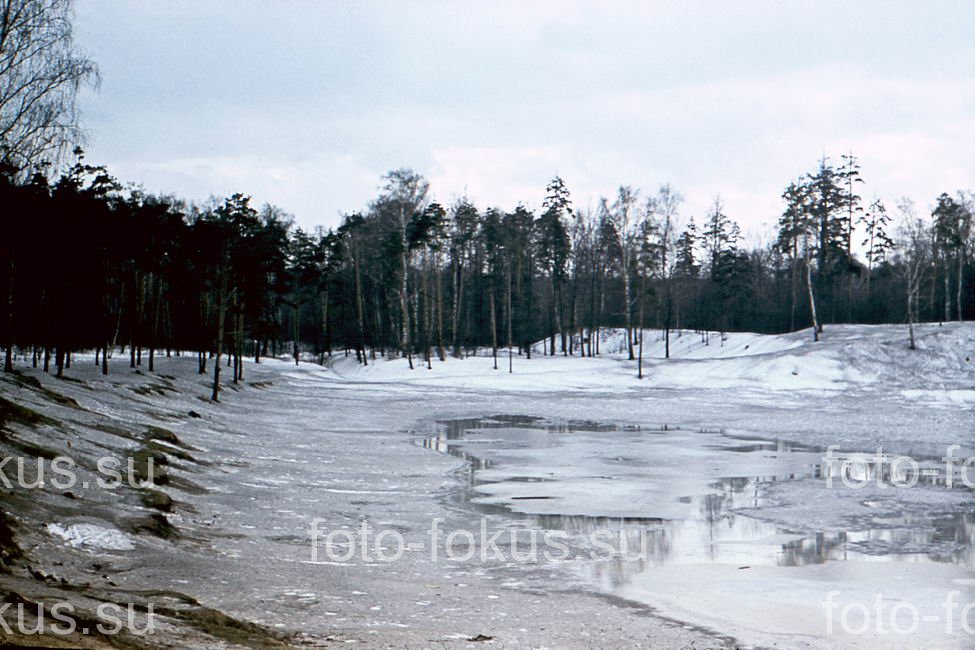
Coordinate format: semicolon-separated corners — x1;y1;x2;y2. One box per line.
2;321;973;648
335;322;975;402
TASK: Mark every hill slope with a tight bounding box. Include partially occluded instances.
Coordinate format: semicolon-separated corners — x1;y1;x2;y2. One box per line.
331;322;975;402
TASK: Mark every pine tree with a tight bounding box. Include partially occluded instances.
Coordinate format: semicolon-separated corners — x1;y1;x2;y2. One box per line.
858;198;895;284
537;177;572;355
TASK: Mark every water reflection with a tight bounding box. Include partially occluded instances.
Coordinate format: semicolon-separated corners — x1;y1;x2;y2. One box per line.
418;415;975;573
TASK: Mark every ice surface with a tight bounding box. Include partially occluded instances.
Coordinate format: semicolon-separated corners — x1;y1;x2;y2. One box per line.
7;321;974;648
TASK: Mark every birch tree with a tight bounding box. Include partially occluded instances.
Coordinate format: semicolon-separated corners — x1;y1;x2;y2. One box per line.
376;168;428;369
0;0;97;169
894;198;930;350
602;186;642;360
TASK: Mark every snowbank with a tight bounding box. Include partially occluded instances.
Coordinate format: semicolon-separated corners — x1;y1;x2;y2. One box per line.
46;523;135;551
329;322;975;398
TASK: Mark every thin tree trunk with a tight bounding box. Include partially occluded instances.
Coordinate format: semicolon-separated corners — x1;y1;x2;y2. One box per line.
957;249;965;321
293;303;300;366
436;255;445;362
945;258;952;323
489;279;498;370
506;262;513;373
623;267;634;359
399;222;413;369
236;307;244;381
211;274;227;402
148;274;161;372
908;278;918;350
353;242;367;365
806;259;820;342
452;255;464;358
3;256;12;372
322;288;331;360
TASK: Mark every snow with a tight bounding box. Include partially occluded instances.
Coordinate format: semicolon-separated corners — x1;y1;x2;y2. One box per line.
46;523;135;551
330;322;975;396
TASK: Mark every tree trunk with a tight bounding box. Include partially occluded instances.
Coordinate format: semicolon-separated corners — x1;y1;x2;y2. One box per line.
957;249;965;321
148;274;161;373
321;288;331;361
806;259;820;342
944;258;951;324
353;242;367;365
907;279;918;350
789;259;798;332
3;256;13;372
399;218;413;369
293;302;300;366
588;255;597;357
236;307;244;381
525;253;533;360
623;267;634;359
489;279;498;370
211;274;227;402
506;262;513;373
436;256;445;362
452;255;464;358
637;282;645;379
664;278;672;360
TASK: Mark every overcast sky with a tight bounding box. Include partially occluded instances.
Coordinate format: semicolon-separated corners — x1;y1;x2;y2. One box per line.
73;1;973;237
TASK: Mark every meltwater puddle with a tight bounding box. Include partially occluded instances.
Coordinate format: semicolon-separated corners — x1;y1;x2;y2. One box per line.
418;415;975;648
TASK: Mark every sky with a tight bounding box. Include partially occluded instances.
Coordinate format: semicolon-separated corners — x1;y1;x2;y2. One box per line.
73;1;974;238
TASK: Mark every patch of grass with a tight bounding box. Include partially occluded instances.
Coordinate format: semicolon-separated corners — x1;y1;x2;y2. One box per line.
41;388;83;409
158;603;292;648
86;421;139;441
146;439;201;464
0;510;22;571
3;436;62;460
0;396;58;430
4;373;85;410
130;512;177;539
130;383;178;397
166;474;208;495
139;489;174;512
143;425;179;445
2;372;43;390
0;589;157;649
130;447;168;485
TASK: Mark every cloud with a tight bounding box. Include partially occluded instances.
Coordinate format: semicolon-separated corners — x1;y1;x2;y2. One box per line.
110;153;380;229
73;1;975;235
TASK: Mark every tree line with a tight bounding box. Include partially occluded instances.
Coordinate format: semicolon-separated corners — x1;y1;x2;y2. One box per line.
3;1;973;393
1;152;973;393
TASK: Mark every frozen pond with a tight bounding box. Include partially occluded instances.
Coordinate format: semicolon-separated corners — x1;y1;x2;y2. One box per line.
420;415;975;648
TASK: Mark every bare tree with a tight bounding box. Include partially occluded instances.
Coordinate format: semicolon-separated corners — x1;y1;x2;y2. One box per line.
602;186;643;360
651;184;682;358
894;198;930;350
0;0;98;169
376;168;428;369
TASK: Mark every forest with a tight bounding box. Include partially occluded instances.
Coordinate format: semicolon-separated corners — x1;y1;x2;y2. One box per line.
2;1;972;397
1;151;973;398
